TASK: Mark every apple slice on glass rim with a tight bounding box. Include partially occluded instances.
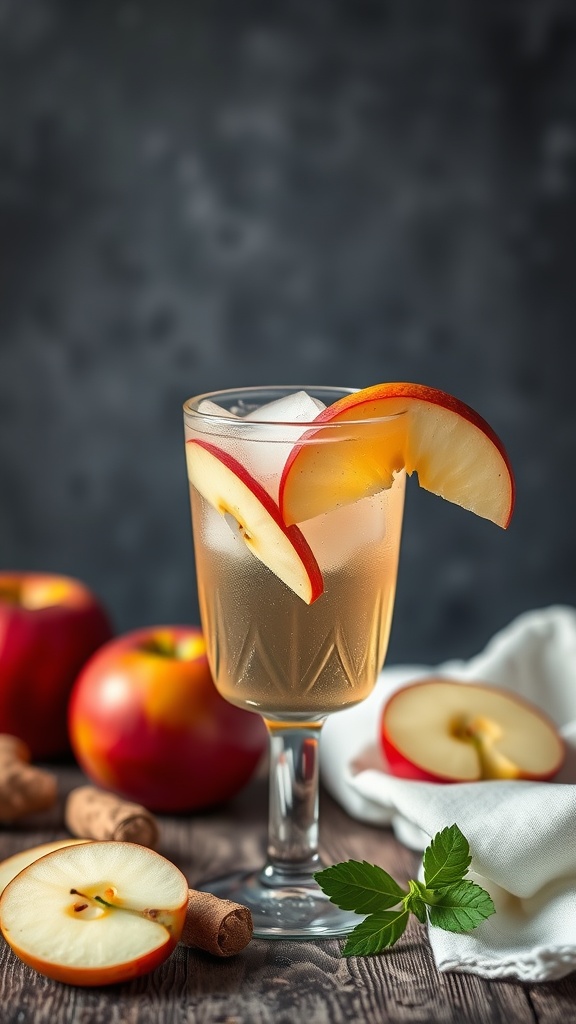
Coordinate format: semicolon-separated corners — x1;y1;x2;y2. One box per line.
381;678;565;783
279;382;515;528
0;841;189;986
186;439;323;604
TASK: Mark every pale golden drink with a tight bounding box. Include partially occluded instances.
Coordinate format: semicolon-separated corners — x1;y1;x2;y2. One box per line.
190;478;404;719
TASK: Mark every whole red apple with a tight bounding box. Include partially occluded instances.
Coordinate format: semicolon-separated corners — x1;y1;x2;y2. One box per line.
67;625;268;812
0;572;113;759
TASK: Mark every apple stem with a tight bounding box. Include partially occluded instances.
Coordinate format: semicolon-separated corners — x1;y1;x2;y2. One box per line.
138;636;178;658
470;734;521;780
452;716;521;780
137;633;204;661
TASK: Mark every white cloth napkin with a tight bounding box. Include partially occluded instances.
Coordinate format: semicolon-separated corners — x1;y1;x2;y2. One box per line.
320;606;576;981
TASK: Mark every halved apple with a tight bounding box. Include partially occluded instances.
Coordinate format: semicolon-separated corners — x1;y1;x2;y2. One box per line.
381;678;565;782
186;439;323;604
0;839;89;896
279;382;515;528
0;841;189;986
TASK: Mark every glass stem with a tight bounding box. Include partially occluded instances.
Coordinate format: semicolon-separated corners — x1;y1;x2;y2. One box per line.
260;720;325;888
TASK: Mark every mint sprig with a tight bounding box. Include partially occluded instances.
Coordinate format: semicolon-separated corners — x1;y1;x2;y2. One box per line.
314;823;495;957
313;859;406;913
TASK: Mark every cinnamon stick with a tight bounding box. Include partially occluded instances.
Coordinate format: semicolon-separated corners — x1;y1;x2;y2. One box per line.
0;732;57;823
65;786;159;849
181;890;253;956
0;733;31;765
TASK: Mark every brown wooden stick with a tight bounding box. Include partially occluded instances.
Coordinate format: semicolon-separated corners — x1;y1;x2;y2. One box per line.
0;733;57;823
0;762;57;823
64;786;159;849
181;890;253;956
0;733;31;765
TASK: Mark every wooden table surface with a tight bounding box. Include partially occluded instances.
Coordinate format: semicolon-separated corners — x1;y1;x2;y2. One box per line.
1;764;575;1024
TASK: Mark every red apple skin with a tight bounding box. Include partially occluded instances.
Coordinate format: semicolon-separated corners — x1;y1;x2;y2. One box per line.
382;735;447;783
0;573;113;759
381;679;565;783
68;625;268;812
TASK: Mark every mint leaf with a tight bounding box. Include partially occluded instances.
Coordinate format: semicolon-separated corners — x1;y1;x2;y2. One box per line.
315;826;495;957
427;880;496;933
404;879;427;924
423;823;471;889
314;860;406;913
342;909;410;956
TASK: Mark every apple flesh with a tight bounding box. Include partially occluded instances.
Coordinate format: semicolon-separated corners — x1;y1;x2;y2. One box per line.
68;625;268;812
0;573;113;758
186;439;323;604
381;678;565;782
279;382;515;529
0;841;189;986
0;840;89;896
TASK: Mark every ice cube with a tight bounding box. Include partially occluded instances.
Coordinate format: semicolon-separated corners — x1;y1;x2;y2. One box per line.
245;391;325;423
203;503;242;554
242;391;326;498
189;391;326;501
197;400;239;418
188;400;241;447
300;494;390;571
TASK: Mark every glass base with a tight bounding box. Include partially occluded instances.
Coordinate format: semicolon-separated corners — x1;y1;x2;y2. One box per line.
201;865;364;939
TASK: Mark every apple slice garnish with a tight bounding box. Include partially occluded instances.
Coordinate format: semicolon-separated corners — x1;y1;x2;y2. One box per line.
279;382;515;528
186;439;323;604
381;678;565;782
0;841;189;986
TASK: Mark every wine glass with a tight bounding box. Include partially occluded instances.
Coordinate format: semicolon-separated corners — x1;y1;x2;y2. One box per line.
183;386;405;938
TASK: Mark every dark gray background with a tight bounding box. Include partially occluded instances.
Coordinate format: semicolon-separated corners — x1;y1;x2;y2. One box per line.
1;0;575;668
